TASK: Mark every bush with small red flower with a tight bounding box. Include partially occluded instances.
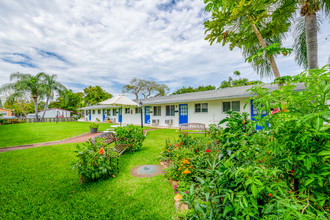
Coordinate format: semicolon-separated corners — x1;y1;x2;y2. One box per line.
73;138;118;182
181;67;330;220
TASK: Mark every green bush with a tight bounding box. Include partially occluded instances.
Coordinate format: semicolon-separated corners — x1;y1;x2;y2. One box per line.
180;65;330;219
73;138;118;182
115;124;145;152
247;65;330;214
208;123;223;140
161;132;219;185
89;122;99;129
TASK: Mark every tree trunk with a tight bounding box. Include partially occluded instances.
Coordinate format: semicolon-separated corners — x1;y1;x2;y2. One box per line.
33;96;39;122
41;96;50;122
134;93;139;100
305;12;318;69
250;23;281;79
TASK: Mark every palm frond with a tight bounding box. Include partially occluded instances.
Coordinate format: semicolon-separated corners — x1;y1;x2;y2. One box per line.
293;17;308;69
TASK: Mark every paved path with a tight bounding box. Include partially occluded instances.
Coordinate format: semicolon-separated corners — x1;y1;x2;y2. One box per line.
0;128;161;153
0;132;102;153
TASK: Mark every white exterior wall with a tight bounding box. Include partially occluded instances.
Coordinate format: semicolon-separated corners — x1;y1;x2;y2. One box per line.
85;107;121;122
145;98;251;128
122;107;140;124
38;109;71;118
83;98;252;128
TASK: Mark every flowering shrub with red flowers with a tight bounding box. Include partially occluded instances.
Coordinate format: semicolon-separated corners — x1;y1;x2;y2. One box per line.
73;138;118;182
181;66;329;219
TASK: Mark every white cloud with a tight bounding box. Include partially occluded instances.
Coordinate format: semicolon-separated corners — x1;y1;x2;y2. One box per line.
0;0;329;98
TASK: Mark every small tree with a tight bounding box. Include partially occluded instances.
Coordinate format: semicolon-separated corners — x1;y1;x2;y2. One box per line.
4;92;34;118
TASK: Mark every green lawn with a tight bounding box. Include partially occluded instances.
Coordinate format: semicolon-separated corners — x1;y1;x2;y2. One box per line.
0;122;153;148
0;129;179;219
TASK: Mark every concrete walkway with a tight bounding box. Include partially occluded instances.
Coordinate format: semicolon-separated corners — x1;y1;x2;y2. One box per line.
0;128;161;153
0;132;102;153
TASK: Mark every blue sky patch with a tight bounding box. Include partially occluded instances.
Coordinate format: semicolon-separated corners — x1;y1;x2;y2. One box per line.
157;0;182;11
1;53;37;68
37;49;69;64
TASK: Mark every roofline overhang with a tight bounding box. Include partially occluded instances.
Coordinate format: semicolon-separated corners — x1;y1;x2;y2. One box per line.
141;94;254;105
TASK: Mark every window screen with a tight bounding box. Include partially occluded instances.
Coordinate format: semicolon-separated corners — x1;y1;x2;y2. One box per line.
232;101;240;112
166;105;175;116
223;102;230;112
201;103;208;112
195;104;201;112
154;106;161;116
135;108;141;113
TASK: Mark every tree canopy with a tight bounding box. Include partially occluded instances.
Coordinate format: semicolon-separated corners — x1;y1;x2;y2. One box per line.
204;0;296;78
0;72;48;120
171;71;262;95
83;86;112;106
171;85;216;95
122;78;169;99
49;90;84;112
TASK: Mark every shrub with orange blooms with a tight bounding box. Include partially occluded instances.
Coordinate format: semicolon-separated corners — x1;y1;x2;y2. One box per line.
73;138;118;182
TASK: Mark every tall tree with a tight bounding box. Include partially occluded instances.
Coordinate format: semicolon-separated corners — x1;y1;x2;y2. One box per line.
141;80;157;98
122;78;169;99
83;86;112;106
122;78;145;100
40;73;67;121
49;90;84;112
293;17;309;69
0;72;46;121
298;0;329;69
204;0;296;78
154;83;170;97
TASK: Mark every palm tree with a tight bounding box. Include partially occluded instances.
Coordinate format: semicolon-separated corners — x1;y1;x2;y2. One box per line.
204;0;296;79
40;74;67;122
295;0;329;69
0;72;47;121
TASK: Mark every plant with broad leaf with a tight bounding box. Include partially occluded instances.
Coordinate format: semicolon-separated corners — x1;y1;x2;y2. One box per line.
245;64;330;211
73;138;118;182
115;124;145;152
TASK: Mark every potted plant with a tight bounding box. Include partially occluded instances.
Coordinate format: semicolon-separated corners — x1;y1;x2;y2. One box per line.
89;122;99;133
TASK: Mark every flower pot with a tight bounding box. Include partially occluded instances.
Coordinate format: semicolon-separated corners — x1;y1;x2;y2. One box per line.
90;128;98;133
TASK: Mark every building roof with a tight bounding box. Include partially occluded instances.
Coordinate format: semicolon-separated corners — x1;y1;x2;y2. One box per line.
136;83;305;105
0;108;14;111
77;105;118;110
77;83;305;109
99;95;138;106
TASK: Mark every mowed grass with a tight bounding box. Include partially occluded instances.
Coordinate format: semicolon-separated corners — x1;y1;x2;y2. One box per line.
0;122;153;148
0;129;179;219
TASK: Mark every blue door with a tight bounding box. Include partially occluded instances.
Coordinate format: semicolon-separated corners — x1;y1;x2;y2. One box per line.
118;108;122;123
251;100;268;130
179;104;188;124
102;109;106;121
89;110;91;121
145;106;150;124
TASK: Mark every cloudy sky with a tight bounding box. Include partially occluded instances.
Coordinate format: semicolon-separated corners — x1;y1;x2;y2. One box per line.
0;0;329;97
